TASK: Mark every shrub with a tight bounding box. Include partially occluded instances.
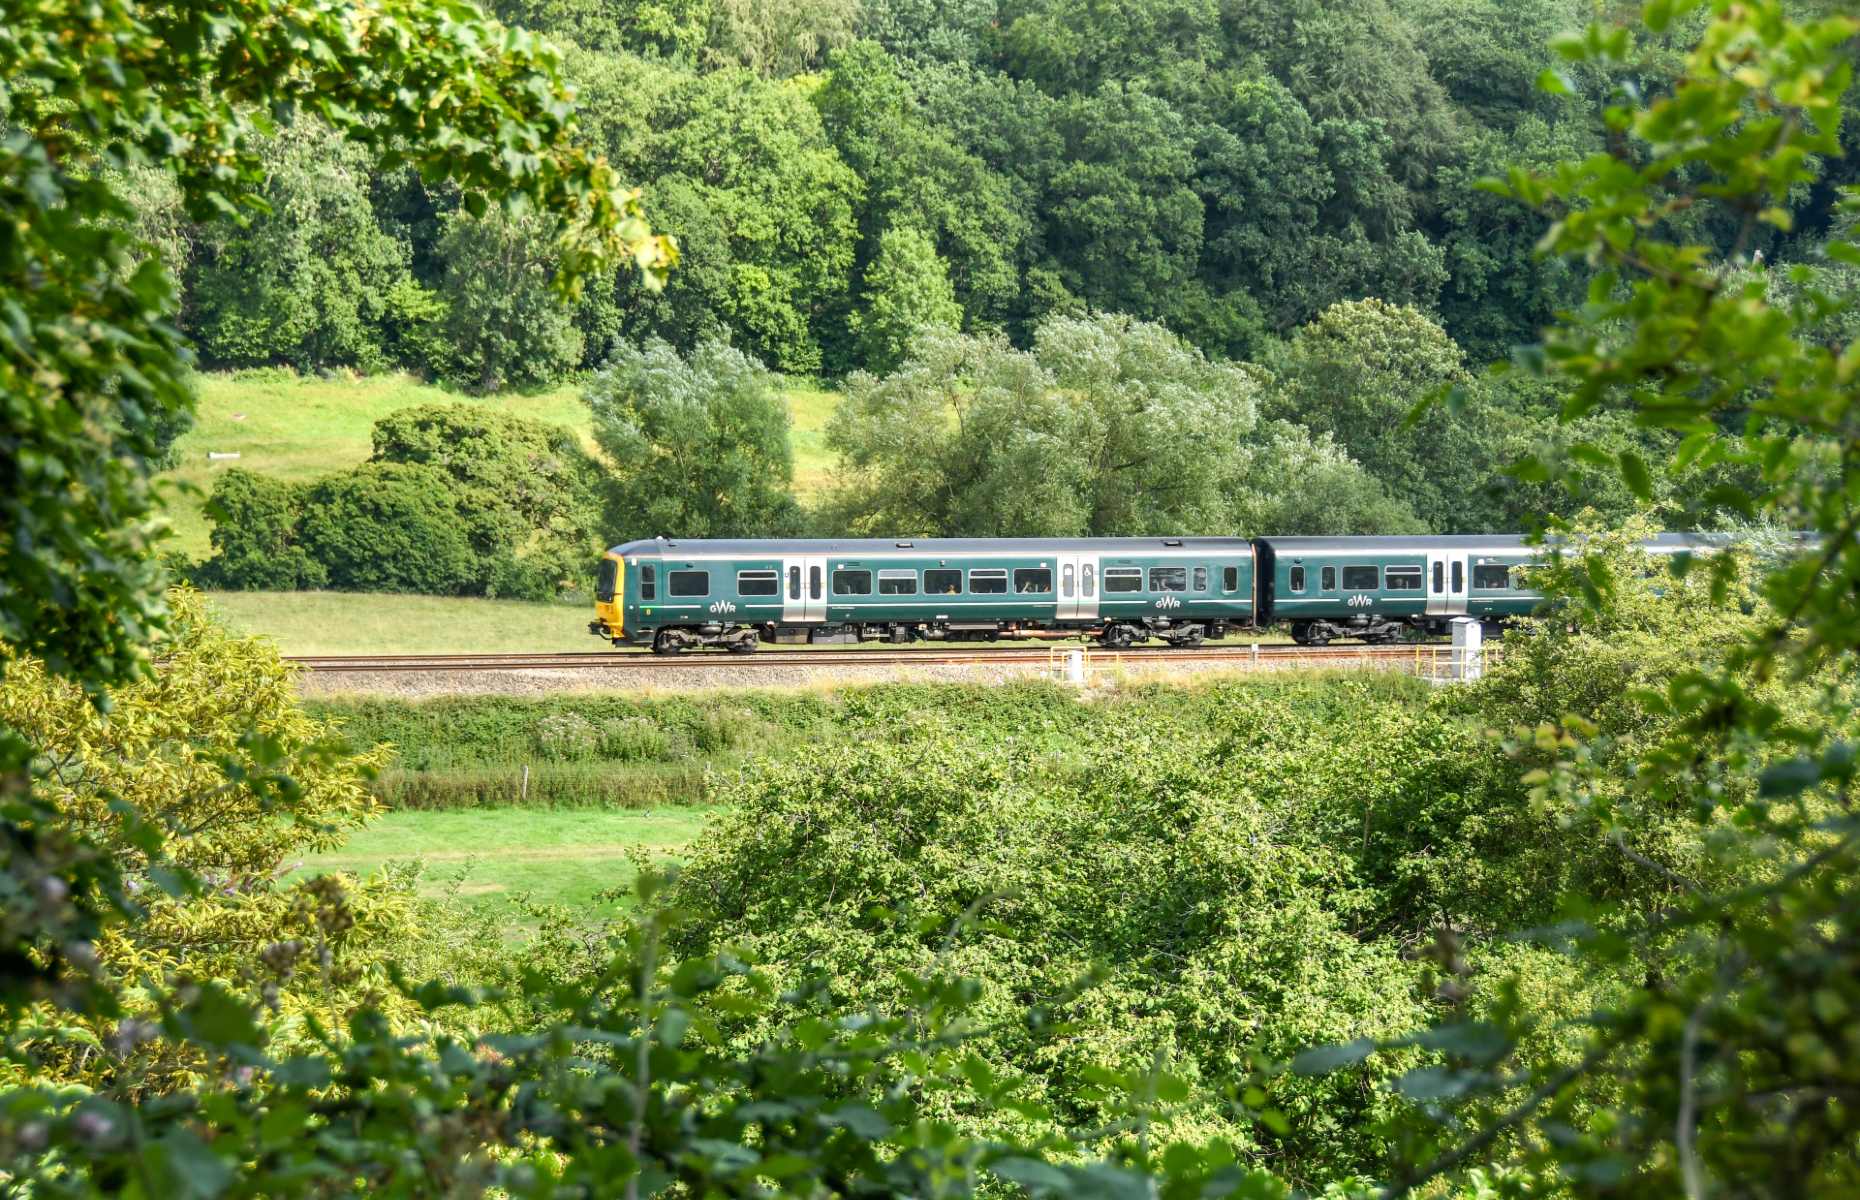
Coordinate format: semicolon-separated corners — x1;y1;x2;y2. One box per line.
298;461;479;594
371;403;608;598
195;468;326;590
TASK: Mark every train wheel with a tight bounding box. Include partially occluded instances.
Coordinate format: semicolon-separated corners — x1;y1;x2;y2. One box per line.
727;631;759;653
1099;624;1135;649
1289;621;1313;646
652;630;683;655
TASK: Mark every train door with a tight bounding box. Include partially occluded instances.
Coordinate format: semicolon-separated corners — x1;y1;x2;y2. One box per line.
1426;551;1469;617
781;555;829;623
1055;554;1100;622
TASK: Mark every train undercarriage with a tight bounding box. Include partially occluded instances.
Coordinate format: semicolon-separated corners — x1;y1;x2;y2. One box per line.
1287;615;1505;646
620;617;1238;654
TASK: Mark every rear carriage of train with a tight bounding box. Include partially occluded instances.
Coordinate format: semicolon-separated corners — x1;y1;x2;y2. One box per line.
1257;536;1541;644
592;537;1257;652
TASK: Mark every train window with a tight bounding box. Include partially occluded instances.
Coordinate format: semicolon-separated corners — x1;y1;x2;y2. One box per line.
737;570;779;596
1013;567;1052;594
1289;566;1305;593
1452;561;1464;593
1385;566;1423;592
1104;567;1142;593
1193;566;1207;591
969;569;1008;594
1473;564;1511;590
788;566;801;599
1432;562;1444;593
1342;565;1378;591
1082;564;1096;596
1223;566;1238;593
878;570;918;595
597;558;618;603
1321;566;1336;591
640;565;657;600
924;568;962;594
832;568;872;595
809;565;822;600
1150;567;1187;592
668;569;708;597
1062;564;1076;598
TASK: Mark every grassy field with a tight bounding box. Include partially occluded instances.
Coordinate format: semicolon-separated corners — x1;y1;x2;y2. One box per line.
207;590;600;655
162;368;839;560
300;806;716;917
785;385;839;497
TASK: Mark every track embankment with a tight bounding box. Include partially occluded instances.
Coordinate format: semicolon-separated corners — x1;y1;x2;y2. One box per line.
289;643;1487;697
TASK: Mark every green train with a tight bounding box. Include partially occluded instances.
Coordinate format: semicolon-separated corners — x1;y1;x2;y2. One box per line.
589;533;1738;652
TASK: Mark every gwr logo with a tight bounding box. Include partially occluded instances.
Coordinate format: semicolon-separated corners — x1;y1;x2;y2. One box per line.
1346;593;1373;608
709;600;737;614
1154;595;1181;610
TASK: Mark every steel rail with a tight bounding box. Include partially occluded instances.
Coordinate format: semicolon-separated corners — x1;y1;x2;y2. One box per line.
286;644;1447;673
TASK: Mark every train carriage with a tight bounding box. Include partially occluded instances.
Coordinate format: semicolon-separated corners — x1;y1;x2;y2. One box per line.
592;536;1257;653
1254;532;1741;644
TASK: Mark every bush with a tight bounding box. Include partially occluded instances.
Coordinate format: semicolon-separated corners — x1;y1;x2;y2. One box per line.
198;405;610;600
298;461;480;594
195;468;326;590
371;403;608;598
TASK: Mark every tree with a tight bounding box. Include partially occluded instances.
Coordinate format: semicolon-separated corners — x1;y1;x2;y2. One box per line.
704;0;862;76
823;314;1403;536
813;42;1030;355
1289;5;1860;1194
1264;299;1504;530
492;0;712;61
0;0;670;691
585;65;862;373
432;208;587;394
187;121;418;373
0;590;413;1093
586;338;805;539
849;224;961;372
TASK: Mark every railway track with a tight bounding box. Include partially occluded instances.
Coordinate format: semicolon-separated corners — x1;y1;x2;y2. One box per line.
286;643;1453;673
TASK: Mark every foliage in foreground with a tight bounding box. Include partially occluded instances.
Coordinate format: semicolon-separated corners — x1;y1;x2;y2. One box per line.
8;2;1860;1198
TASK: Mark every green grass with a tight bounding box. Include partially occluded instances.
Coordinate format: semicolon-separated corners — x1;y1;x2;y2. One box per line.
785;384;839;498
300;806;716;916
163;368;841;559
206;590;600;655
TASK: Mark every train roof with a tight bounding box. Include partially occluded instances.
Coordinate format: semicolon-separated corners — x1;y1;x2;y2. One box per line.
1258;533;1743;554
610;536;1257;557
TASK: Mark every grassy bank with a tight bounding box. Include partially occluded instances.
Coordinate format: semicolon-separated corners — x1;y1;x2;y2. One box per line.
163;368;839;560
309;676;1425;811
208;590;598;655
300;806;715;916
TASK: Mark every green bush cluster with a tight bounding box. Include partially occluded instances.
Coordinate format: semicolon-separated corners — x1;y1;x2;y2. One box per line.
196;405;608;600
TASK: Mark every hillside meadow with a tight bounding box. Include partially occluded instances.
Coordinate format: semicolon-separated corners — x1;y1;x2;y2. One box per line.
161;369;839;560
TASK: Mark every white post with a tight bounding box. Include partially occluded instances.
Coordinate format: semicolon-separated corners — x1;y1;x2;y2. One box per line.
521;764;530;802
1065;647;1086;686
1450;617;1483;682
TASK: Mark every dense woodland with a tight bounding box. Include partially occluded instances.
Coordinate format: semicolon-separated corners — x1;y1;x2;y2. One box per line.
161;0;1860;600
6;1;1860;1197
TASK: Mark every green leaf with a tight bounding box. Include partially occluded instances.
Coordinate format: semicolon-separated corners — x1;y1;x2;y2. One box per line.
1291;1038;1375;1075
1758;758;1821;797
1618;451;1654;501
